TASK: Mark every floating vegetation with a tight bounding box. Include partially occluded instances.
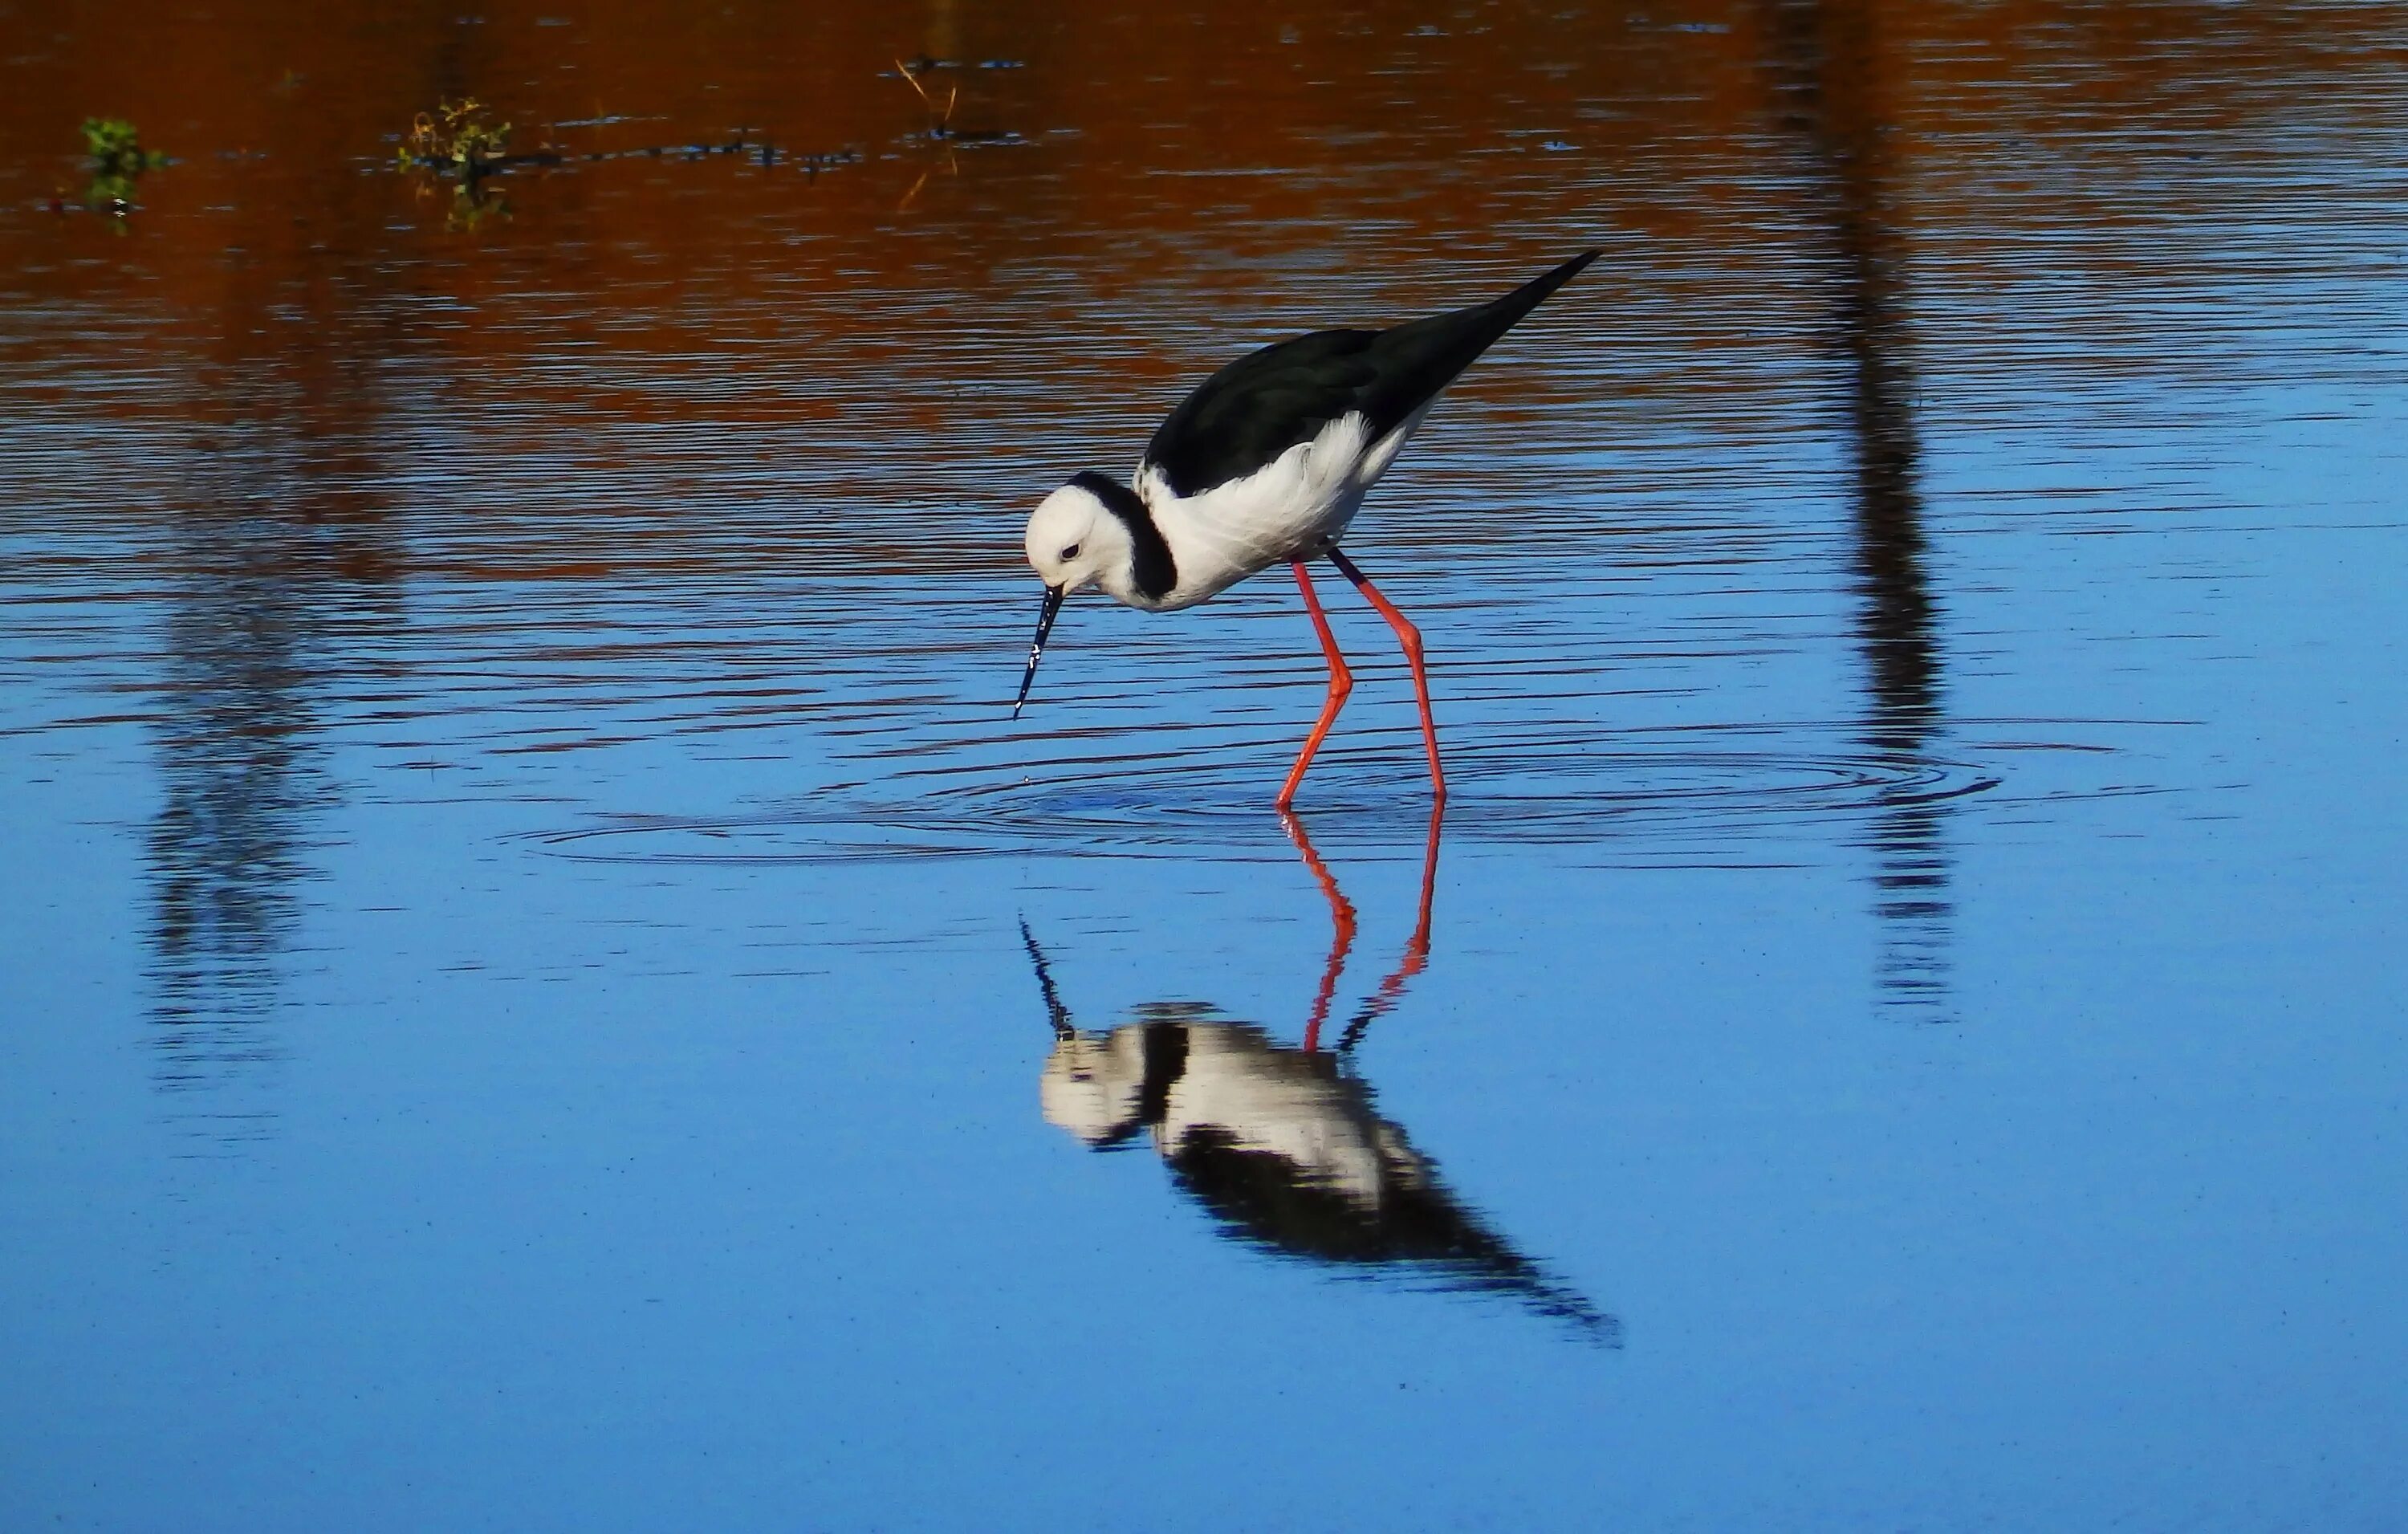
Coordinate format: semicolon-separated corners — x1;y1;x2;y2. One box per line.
442;181;510;233
391;96;863;226
397;97;513;176
393;99;526;230
83;117;169;175
77;116;169;217
376;63;1019;231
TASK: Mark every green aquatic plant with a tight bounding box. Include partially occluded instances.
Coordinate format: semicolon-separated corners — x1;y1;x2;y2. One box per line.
78;116;169;216
82;117;168;174
396;98;517;232
443;179;510;231
382;96;860;231
398;97;512;174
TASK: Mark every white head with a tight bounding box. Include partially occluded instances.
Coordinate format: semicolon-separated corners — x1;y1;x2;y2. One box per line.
1023;475;1137;601
1015;473;1141;716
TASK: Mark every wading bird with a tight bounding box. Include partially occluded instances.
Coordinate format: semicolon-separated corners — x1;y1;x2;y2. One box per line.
1015;250;1601;808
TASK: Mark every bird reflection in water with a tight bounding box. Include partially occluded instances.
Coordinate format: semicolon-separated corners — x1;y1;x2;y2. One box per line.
1022;812;1617;1344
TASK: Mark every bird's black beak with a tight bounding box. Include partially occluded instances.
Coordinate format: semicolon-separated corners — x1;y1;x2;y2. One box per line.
1013;584;1066;718
1019;917;1076;1040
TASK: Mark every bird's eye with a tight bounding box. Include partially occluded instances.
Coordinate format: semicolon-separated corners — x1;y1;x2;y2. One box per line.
1060;543;1080;560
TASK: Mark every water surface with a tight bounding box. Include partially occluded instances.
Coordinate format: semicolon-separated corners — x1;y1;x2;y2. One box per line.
4;1;2405;1528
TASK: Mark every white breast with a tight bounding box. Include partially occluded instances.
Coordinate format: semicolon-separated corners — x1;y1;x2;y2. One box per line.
1133;409;1426;611
1149;1026;1417;1206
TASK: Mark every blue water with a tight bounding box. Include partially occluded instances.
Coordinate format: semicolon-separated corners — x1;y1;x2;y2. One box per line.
5;4;2407;1528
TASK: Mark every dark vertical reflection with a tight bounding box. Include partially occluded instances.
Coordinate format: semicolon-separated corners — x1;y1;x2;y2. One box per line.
146;320;405;1149
1763;0;1954;1021
147;512;324;1139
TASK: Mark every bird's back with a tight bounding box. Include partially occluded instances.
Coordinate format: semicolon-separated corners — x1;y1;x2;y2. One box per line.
1141;249;1601;498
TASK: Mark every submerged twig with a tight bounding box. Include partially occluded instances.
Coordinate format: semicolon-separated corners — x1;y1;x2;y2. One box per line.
893;58;1019;145
895;58;961;138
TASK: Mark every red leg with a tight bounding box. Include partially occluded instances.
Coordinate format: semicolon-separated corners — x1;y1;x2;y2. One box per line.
1327;548;1446;804
1334;800;1442;1053
1280;812;1357;1053
1276;560;1353;812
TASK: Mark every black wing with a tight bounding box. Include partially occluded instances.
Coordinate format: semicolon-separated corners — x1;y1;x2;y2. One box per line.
1141;249;1601;498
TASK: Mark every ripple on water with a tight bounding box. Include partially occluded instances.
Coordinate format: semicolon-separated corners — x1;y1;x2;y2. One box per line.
523;722;2005;867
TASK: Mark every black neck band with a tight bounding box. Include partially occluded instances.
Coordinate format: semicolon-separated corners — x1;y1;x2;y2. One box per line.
1071;470;1177;601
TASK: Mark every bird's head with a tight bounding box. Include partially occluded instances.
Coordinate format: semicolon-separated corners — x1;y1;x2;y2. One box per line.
1015;474;1139;715
1023;475;1136;600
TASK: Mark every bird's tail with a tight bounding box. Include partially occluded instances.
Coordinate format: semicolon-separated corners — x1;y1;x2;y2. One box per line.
1361;249;1604;430
1479;248;1604;336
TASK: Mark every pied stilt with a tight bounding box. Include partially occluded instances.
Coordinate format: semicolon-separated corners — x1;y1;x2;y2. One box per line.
1015;249;1601;808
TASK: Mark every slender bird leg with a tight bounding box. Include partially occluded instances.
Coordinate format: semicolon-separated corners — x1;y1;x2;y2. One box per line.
1335;800;1443;1056
1276;559;1354;812
1279;811;1357;1054
1327;547;1446;805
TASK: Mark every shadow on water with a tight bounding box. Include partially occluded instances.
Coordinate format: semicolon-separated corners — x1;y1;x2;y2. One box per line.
1021;812;1618;1345
1763;0;1954;1020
